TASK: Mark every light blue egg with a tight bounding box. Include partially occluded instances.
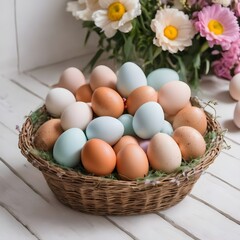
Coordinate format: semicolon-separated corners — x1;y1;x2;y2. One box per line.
118;114;135;136
53;128;87;168
147;68;179;91
86;116;124;145
133;102;164;139
116;62;147;97
160;120;173;136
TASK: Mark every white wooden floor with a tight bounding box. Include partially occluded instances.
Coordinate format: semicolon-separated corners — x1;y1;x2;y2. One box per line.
1;56;240;240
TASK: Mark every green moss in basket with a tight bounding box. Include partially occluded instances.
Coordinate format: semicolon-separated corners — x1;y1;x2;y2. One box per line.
30;107;51;131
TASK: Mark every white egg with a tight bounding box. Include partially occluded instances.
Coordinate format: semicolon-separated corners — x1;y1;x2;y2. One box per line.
45;88;76;117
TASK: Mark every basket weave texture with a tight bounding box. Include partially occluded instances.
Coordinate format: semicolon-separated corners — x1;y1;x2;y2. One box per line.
18;98;224;215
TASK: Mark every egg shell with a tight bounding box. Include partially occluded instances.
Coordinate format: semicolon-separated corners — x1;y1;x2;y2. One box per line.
118;114;135;136
81;139;116;176
45;88;76;117
229;73;240;101
61;101;93;130
173;106;207;135
116;62;147;97
75;83;93;102
147;133;182;173
133;102;164;139
160;120;173;136
34;119;63;151
172;126;206;161
116;144;149;180
91;87;124;118
158;81;191;116
86;116;124;145
233;101;240;128
58;67;86;94
113;135;139;154
90;65;117;91
138;139;150;153
147;68;179;91
53;128;87;168
126;86;158;115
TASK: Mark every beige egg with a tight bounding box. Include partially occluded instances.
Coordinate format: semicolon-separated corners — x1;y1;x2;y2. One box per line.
61;101;93;130
90;65;117;91
158;81;191;115
172;126;206;161
116;144;149;180
75;83;93;102
229;73;240;101
147;133;182;173
57;67;86;94
34;119;63;151
173;106;207;135
91;87;124;118
113;135;139;154
233;101;240;128
126;86;158;115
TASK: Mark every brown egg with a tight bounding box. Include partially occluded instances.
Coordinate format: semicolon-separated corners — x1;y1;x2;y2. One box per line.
126;86;158;115
91;87;124;118
173;106;207;135
89;65;117;91
172;126;206;161
75;83;93;102
57;67;86;94
158;81;191;115
147;133;182;173
81;139;116;176
116;144;149;180
34;119;63;151
113;135;139;154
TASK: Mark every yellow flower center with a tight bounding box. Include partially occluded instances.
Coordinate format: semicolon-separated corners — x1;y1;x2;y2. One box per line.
208;19;224;35
108;2;126;21
164;25;178;40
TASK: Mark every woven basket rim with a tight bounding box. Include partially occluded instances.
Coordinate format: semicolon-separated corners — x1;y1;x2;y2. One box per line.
18;97;224;187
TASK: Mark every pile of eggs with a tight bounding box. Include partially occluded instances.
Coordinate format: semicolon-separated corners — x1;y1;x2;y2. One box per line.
34;62;208;180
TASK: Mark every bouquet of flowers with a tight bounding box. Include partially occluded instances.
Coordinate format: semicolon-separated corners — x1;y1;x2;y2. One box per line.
66;0;240;88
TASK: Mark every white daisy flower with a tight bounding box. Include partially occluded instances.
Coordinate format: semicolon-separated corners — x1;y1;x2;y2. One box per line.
92;0;141;38
67;0;100;21
212;0;232;7
151;8;196;54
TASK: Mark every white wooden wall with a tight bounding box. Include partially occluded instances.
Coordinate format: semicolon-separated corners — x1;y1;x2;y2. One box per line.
0;0;97;73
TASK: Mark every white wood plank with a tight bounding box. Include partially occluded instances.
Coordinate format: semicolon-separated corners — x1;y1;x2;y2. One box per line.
223;137;240;161
109;214;193;240
0;76;43;131
207;152;240;189
0;161;132;240
161;196;240;240
198;76;240;143
9;72;50;100
191;173;240;223
0;122;53;201
0;206;37;240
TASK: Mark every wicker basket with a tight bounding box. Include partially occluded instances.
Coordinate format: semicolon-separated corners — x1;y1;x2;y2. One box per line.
18;97;224;215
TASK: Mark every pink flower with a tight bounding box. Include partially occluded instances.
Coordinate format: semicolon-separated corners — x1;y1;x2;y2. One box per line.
212;59;232;79
212;39;240;79
194;4;239;50
234;2;240;17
